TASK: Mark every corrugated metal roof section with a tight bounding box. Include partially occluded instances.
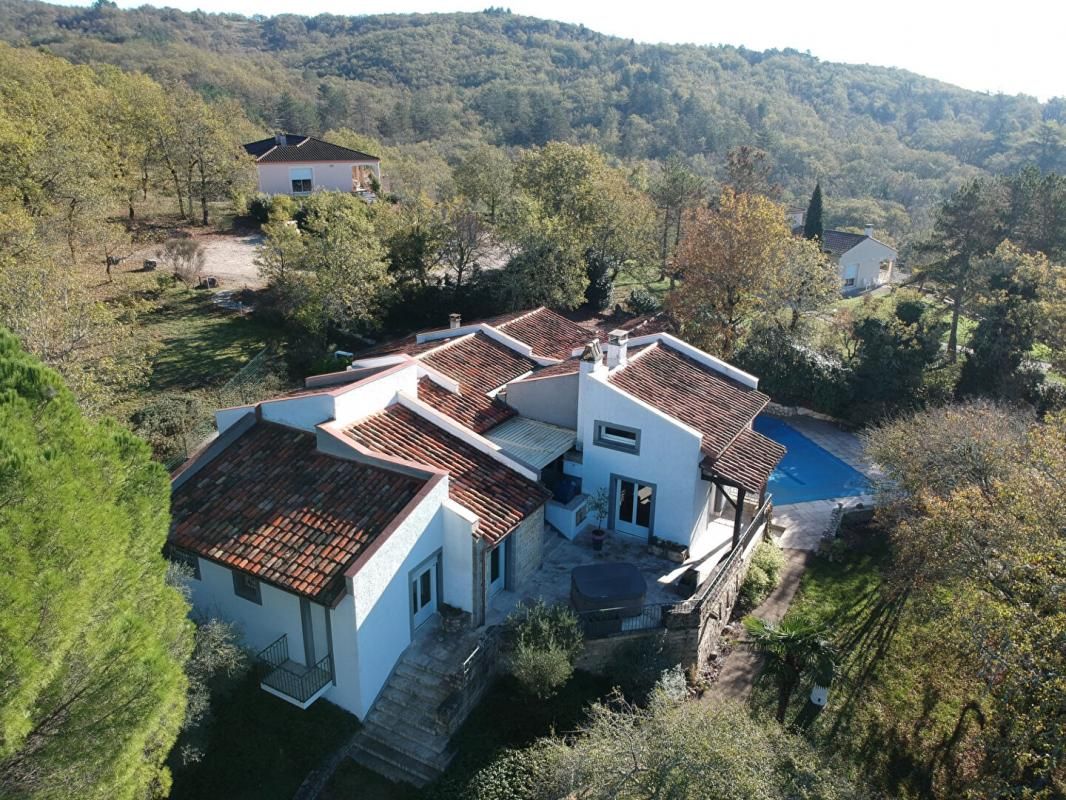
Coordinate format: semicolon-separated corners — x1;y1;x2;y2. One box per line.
485;416;577;470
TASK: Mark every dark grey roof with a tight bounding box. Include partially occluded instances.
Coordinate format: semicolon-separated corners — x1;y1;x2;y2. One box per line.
821;229;868;257
242;135;379;163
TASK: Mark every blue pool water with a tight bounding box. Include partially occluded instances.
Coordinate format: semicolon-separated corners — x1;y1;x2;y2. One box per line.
753;416;872;505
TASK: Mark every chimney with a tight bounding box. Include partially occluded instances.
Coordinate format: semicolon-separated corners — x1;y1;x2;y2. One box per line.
607;329;629;369
579;340;603;374
274;132;286;146
864;224;874;238
448;313;461;329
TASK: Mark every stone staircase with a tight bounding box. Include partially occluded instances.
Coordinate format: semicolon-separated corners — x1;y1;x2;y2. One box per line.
348;625;492;787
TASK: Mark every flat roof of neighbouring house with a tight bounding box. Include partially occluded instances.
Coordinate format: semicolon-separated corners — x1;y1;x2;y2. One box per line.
346;405;550;544
243;134;380;163
169;421;426;604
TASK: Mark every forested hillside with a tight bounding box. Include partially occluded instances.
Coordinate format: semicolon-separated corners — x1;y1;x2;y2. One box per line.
3;0;1064;238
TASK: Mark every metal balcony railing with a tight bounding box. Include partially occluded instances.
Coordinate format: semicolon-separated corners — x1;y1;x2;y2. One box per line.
256;634;333;705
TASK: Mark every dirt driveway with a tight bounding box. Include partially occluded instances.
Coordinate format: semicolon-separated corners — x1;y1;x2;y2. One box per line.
129;229;265;290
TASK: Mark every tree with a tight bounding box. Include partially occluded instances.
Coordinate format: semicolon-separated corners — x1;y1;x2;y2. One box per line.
917;178;1009;361
865;404;1066;797
504;142;654;310
538;673;865;799
0;328;192;800
455;144;513;223
743;616;837;723
848;296;946;420
437;197;491;292
666;188;792;358
650;155;706;281
724;145;779;198
803;181;824;241
258;193;391;337
956;243;1049;401
768;235;839;332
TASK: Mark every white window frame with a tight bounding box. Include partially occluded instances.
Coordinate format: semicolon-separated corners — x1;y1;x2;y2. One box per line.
289;167;313;195
594;420;641;454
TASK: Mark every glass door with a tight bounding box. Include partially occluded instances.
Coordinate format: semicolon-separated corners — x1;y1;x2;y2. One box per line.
615;478;654;538
410;559;437;629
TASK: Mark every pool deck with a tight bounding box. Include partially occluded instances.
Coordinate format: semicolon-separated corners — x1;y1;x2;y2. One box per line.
768;415;880;551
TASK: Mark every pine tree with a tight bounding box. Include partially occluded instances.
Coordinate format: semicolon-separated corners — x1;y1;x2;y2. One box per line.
0;328;192;800
802;182;824;241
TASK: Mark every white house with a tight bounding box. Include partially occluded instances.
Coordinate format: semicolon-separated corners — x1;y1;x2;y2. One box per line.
243;133;381;197
789;212;898;295
167;307;784;782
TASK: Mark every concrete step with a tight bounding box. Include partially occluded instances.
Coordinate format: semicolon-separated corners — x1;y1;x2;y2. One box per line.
372;695;441;735
378;680;447;711
394;661;453;692
362;716;451;758
349;733;441;788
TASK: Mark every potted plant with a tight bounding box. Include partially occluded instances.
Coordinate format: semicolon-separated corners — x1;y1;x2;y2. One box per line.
586;488;610;551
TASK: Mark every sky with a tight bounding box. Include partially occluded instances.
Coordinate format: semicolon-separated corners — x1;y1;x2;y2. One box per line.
52;0;1066;100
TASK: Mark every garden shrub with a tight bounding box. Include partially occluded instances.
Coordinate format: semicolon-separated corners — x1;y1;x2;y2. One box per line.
736;540;786;614
511;642;573;700
606;633;676;702
627;286;662;315
247;193;297;225
425;743;555;800
504;602;583;699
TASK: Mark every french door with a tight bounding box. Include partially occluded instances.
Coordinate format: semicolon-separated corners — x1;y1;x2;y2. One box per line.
616;478;654;538
410;559;438;630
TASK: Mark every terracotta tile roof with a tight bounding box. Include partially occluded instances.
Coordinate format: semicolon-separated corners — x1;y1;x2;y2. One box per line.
517;344;653;382
704;429;786;494
357;333;459;359
417;376;515;433
420;333;536;393
609;344;769;459
497;308;596;359
169;422;426;604
346;405;549;544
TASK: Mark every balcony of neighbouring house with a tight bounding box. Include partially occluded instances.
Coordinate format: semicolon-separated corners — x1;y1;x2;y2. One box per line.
256;634;333;709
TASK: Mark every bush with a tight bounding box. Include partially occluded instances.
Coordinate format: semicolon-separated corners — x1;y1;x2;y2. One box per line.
156;237;206;286
247;193;297;225
627;286;662;315
606;633;676;702
425;743;555;800
511;642;574;700
504;602;583;699
735;326;852;418
736;540;786;614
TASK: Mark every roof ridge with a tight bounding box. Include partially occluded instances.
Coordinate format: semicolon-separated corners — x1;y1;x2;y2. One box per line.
414;331;476;360
496;306;543;330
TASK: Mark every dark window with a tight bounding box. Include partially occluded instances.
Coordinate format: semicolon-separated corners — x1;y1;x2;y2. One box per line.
490;546;501;583
232;572;262;605
291;178;313;194
619;481;634;523
419;570;431;608
635;485;653;527
166;546;200;580
594;421;640;454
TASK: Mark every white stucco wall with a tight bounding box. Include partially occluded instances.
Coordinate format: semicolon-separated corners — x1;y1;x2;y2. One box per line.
185;557;307;660
506;373;579;428
839;238;897;292
256;160;380;196
346;478;451;718
443;499;477;613
577;368;705;546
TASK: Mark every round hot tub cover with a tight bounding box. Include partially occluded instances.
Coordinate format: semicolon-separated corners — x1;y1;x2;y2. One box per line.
570;562;646;616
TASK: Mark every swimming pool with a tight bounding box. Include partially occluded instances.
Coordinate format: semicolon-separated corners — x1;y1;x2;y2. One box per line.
753;416;872;505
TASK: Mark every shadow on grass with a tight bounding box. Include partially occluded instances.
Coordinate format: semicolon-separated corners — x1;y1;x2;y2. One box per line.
145;290;276;395
170;671;359;800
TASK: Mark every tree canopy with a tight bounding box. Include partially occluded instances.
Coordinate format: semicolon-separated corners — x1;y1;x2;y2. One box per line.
0;327;192;800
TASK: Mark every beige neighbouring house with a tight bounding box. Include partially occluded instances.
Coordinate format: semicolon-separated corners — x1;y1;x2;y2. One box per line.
790;211;899;295
243;133;381;198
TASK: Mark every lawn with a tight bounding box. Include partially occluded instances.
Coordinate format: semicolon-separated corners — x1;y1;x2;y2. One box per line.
750;519;984;797
170;671;360;800
323;672;615;800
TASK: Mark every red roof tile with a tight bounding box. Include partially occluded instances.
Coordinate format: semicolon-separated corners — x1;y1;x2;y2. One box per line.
705;428;786;494
420;333;536;393
170;422;426;603
417;376;516;433
609;344;769;459
346;405;549;544
497;308;597;359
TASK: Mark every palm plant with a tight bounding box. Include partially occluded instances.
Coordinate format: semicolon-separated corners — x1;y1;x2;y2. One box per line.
743;615;837;723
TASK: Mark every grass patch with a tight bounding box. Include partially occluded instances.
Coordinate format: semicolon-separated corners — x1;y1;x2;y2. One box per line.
323;672;614;800
170;671;359;800
751;520;984;797
143;288;275;395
